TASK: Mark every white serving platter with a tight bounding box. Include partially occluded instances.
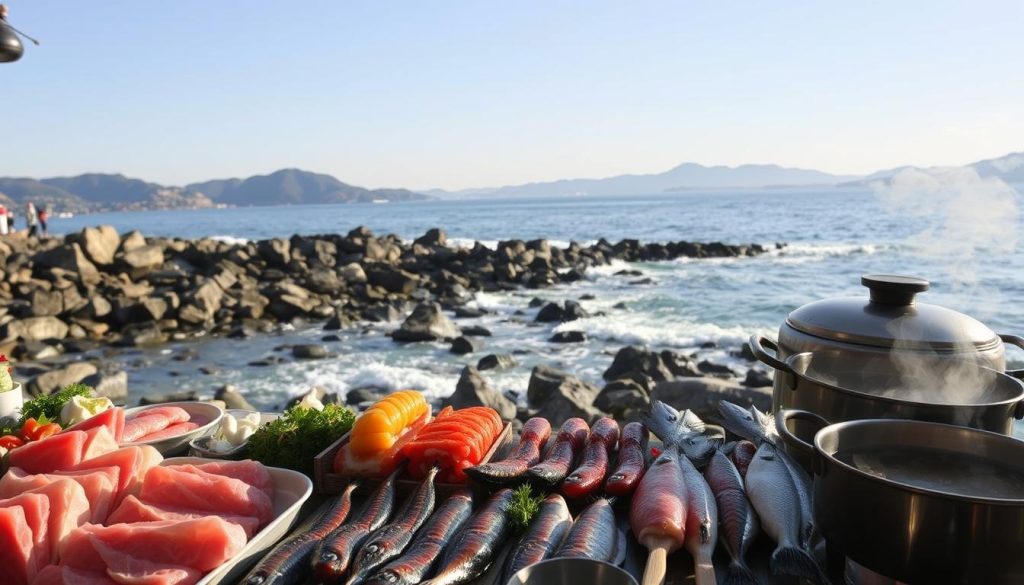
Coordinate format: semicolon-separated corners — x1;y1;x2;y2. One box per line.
161;456;313;585
122;402;224;456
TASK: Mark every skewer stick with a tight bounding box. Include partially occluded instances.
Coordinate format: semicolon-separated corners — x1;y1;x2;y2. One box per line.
694;562;717;585
641;538;675;585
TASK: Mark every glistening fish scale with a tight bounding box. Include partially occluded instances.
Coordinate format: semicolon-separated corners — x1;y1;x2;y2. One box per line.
464;417;551;486
555;497;620;562
502;493;573;583
420;488;516;585
560;417;619;499
526;418;589;487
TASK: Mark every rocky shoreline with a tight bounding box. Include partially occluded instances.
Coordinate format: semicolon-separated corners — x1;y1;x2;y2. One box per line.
0;226;778;416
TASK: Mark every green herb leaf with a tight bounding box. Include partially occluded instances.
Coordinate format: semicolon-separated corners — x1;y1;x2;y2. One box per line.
246;403;355;478
507;484;544;534
19;383;94;426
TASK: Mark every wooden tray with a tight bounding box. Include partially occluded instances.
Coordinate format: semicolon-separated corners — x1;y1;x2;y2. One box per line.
313;422;514;497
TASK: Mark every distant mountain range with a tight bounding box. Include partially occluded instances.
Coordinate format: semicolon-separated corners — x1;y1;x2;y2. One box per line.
0;169;429;213
0;152;1020;213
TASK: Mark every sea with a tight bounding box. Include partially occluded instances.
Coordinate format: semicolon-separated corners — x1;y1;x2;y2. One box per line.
47;186;1024;436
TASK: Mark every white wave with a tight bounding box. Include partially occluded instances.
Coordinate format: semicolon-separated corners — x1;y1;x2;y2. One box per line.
210;235;250;245
583;259;635;277
446;237;498;250
552;315;775;349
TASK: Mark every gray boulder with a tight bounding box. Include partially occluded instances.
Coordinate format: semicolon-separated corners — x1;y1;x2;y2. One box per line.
27;362;98;397
549;331;587;343
338;263;368;284
120;245;165;277
366;266;420;295
450;336;483;355
593;378;650;420
526;365;604;424
392;303;459;342
443;366;516;420
257;239;291;267
603;346;674;382
82;370;128;401
292;344;333;360
30;290;63;317
34;243;101;285
2;316;69;342
743;368;773;388
477;354;516;371
78;225;120;265
215;384;256;410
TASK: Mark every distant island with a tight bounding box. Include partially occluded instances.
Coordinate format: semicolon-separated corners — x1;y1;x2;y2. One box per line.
1;151;1020;214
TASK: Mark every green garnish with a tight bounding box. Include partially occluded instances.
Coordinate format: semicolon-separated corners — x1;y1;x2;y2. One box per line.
19;383;94;426
247;403;356;478
507;484;544;533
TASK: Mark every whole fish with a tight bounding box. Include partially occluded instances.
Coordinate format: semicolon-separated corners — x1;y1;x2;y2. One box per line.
630;448;687;585
422;488;516;585
730;440;757;479
502;493;573;582
745;443;827;584
343;467;439;585
362;490;474;585
704;451;759;585
527;418;590;488
680;453;718;585
561;417;620;499
605;421;648;497
465;417;551;486
642;401;717;466
555;497;623;564
242;482;359;585
313;468;400;583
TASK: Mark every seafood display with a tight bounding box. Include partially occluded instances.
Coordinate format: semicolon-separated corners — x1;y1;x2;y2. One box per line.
704;450;759;585
556;497;624;564
631;448;688;585
402;406;503;483
526;417;590;487
680;452;718;585
561;417;620;499
465;417;551;486
421;488;515;585
502;493;572;582
334;391;432;477
604;421;648;497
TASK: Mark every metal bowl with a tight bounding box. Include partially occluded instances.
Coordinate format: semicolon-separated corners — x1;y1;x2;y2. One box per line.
122;401;223;456
505;558;638;585
188;410;281;460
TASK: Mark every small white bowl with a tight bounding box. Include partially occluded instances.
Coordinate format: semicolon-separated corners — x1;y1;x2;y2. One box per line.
0;383;24;419
122;401;224;456
188;410;282;460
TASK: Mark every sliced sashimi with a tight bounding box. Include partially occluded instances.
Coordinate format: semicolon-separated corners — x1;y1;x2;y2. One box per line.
180;460;273;500
75;446;163;507
1;466;120;525
64;566;117;584
65;408;127;443
0;494;50;584
66;518;246;573
81;426;120;462
106;496;261;538
140;465;273;525
129;407;190;424
134;422;199;442
18;480;90;563
122;408;190;442
1;506;40;585
104;556;202;585
29;564;63;585
7;431;87;474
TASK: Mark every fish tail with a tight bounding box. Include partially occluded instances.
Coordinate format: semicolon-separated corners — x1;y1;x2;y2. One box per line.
770;545;830;585
723;558;759;585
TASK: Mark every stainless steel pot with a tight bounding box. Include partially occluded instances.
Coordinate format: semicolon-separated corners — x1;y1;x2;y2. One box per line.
756;348;1024;435
505;558;638;585
780;415;1024;585
752;274;1024;414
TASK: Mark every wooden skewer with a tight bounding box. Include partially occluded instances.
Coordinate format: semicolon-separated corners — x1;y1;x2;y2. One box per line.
641;538;676;585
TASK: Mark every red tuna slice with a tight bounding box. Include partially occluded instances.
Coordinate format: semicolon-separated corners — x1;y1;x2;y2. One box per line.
0;506;38;585
181;460;274;501
82;426;120;463
75;446;163;508
0;493;50;584
29;564;64;585
121;407;190;442
61;566;117;584
135;422;199;442
49;467;119;524
64;408;127;443
106;495;261;539
66;518;247;573
7;431;87;474
59;523;108;572
140;465;273;526
103;556;202;585
15;479;90;563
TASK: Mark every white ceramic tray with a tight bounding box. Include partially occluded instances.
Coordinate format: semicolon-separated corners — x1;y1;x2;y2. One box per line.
122;402;224;456
161;457;313;585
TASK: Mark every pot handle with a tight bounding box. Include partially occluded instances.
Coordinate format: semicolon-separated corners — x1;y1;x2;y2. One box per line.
749;335;793;374
775;409;830;473
999;334;1024;380
1014;399;1024;421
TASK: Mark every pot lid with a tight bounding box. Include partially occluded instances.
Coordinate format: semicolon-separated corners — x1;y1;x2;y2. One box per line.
786;275;1001;351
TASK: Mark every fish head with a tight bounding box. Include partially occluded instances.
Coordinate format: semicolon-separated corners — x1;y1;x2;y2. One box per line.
641;401;685;443
717;400;769;444
677;431;719;467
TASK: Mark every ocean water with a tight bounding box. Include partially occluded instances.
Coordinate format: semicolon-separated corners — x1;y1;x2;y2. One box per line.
47;188;1024;436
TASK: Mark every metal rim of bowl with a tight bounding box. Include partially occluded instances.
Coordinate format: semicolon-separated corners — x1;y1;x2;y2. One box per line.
506;557;638;585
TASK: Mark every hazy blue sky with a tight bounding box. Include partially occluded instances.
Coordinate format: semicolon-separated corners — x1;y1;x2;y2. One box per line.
2;1;1021;189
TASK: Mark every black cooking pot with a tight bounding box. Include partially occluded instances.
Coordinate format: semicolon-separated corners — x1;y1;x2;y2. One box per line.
781;414;1024;584
0;20;24;63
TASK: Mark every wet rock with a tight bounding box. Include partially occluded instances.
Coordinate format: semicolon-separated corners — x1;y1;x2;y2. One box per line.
338;262;368;284
414;228;447;248
199;366;222;375
82;370;128;401
367;266;420;295
33;243;101;285
697;360;736;377
120;230;147;253
660;350;703;377
477;353;517;371
391;302;460;342
292;344;333;360
743;368;773;388
528;297;546;308
286;386;337;409
603;346;674;382
460;325;492;337
534;300;589;323
651;378;771;419
450;336;483;355
2;316;70;342
628;278;654;286
215;385;256;410
248;355;285;367
579;294;596;301
593;378;650;420
30;289;63;317
76;225;120;265
119;245;165;277
324;308;352;330
139;390;199;406
526;365;604;424
549;331;587;343
27;362;98;397
12;341;61;361
257;239;291;267
453;307;486;319
346;387;385;406
612;301;628;310
443;366;516;420
116;324;167;347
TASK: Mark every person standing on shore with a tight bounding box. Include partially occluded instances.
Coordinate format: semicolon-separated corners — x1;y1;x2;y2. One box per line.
37;206;48;236
0;202;7;235
25;201;38;237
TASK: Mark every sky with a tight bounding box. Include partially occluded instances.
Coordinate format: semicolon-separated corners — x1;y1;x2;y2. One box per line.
2;1;1022;190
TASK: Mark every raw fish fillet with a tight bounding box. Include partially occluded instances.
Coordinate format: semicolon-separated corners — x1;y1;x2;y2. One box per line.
0;494;50;584
8;431;87;474
64;407;126;443
135;422;199;442
0;505;38;585
103;555;201;585
122;408;190;442
106;495;261;538
62;566;117;584
75;446;163;507
62;518;246;573
82;426;120;462
16;480;90;563
176;460;274;500
29;564;63;585
140;465;273;525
